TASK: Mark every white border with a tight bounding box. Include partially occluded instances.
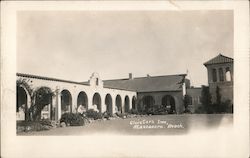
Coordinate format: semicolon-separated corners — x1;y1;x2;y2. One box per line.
1;1;249;157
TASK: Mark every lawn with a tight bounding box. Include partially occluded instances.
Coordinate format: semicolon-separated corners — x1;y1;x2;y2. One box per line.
17;114;233;136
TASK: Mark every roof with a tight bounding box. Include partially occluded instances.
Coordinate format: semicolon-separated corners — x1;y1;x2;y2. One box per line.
103;74;187;92
204;54;233;66
17;73;89;85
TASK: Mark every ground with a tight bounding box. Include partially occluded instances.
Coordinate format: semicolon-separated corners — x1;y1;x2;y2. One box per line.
18;114;233;136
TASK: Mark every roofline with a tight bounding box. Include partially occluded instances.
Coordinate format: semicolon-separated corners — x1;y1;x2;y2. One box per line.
137;90;182;93
16;73;89;85
103;86;136;92
103;73;187;82
203;54;234;66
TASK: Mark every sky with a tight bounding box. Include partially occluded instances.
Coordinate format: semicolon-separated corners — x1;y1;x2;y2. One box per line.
17;11;233;87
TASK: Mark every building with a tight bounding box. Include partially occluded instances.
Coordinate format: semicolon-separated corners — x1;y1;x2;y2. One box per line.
16;53;233;121
16;72;190;121
204;54;234;104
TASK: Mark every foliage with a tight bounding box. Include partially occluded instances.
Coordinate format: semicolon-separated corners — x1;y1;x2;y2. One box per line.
216;86;221;105
198;85;233;114
32;87;54;120
129;109;139;115
85;109;102;120
17;78;55;121
183;95;192;113
146;105;171;115
200;85;213;113
60;113;85;126
115;112;128;118
102;111;112;119
16;120;52;133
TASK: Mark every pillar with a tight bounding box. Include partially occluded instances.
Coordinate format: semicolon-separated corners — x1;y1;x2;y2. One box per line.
54;88;61;121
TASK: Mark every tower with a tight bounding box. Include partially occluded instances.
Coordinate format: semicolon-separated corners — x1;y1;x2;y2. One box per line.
204;54;233;104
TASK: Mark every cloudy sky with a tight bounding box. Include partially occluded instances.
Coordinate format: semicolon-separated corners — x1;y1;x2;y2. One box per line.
17;11;233;87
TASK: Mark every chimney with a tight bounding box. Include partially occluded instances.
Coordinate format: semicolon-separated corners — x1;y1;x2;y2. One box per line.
129;73;133;80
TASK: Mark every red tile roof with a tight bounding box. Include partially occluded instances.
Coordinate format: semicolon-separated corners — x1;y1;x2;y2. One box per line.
103;74;187;92
204;54;233;66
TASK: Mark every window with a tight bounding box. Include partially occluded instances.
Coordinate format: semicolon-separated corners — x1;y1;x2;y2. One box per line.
189;97;193;105
198;97;201;104
225;67;231;81
96;78;99;86
219;68;224;81
212;68;217;82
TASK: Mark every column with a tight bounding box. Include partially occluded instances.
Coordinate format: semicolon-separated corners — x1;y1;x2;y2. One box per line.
54;88;61;121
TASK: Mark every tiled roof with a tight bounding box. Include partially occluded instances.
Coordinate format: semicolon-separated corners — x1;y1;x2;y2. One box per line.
17;73;89;85
103;74;187;92
204;54;233;66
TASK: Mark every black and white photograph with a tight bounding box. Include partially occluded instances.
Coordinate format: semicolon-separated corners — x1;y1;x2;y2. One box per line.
1;1;249;158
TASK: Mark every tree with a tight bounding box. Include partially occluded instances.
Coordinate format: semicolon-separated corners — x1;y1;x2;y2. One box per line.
216;86;221;105
32;87;54;120
183;94;191;113
17;78;34;121
17;78;55;121
200;85;212;113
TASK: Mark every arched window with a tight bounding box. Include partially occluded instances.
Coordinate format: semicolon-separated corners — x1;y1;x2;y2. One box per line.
96;78;99;86
225;67;231;81
219;68;224;81
212;68;217;82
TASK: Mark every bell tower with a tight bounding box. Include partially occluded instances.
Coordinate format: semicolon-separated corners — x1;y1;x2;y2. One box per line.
204;54;233;103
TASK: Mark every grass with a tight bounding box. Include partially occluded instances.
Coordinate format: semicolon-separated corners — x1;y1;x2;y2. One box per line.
17;114;233;136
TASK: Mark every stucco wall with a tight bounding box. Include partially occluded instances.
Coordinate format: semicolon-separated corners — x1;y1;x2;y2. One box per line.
137;91;184;114
17;75;137;120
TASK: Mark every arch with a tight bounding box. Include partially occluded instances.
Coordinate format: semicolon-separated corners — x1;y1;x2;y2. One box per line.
132;96;136;110
105;94;113;115
115;95;122;113
124;96;130;113
219;68;224;81
35;87;53;120
77;91;88;113
212;68;217;82
61;89;72;114
141;95;155;112
225;67;232;81
162;95;176;114
16;86;28;120
92;93;102;112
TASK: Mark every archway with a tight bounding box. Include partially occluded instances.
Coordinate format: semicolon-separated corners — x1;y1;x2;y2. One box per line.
162;95;176;114
132;96;136;110
16;86;28;120
141;95;155;112
105;94;112;115
35;87;53;120
77;91;88;113
92;93;101;112
115;95;122;113
124;96;130;113
61;89;72;114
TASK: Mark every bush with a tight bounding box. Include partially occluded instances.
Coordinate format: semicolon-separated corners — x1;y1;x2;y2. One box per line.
115;112;128;118
16;120;51;133
129;109;139;115
85;109;102;120
60;113;85;126
146;105;169;115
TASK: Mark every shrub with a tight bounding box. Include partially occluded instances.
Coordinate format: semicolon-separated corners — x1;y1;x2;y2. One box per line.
16;120;51;133
115;112;128;118
85;109;102;120
129;109;139;115
60;113;85;126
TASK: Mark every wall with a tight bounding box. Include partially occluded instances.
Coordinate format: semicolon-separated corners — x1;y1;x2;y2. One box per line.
206;62;233;103
136;91;184;114
16;74;137;121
